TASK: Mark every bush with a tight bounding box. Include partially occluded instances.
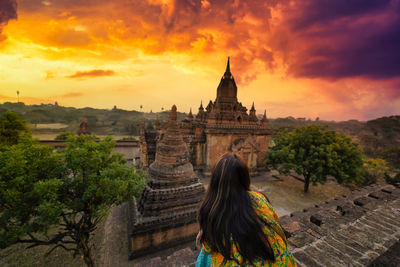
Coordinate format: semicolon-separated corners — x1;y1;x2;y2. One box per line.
361;158;389;185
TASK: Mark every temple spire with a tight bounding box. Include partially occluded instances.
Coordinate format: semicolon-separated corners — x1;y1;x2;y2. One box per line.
225;56;230;74
251;101;255;111
171;105;177;121
261;109;268;126
217;57;237;101
187;108;193;121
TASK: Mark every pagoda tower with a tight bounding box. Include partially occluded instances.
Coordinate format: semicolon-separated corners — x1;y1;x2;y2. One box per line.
78;117;90;135
216;56;238;103
129;105;205;259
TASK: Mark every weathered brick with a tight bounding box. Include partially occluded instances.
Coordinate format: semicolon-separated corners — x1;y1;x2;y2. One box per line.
288;231;316;248
292;251;323;267
313;240;351;265
281;220;301;237
354;197;373;207
375;209;400;223
358;217;397;235
330;232;369;255
324;235;363;260
368;191;392;200
367;212;400;229
344;225;387;254
303;246;338;267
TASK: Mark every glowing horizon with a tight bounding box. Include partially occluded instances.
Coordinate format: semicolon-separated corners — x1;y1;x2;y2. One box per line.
0;0;399;121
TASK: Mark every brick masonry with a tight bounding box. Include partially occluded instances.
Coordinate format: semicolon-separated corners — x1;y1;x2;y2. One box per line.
281;183;400;266
131;183;400;266
128;106;205;260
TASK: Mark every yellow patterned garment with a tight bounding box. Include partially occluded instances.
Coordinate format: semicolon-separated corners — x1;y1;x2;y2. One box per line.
202;191;297;267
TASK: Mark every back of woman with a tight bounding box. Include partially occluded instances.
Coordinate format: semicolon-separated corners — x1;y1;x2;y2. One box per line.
196;153;297;266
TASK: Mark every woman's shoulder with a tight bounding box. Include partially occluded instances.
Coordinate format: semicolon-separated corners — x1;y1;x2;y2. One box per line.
248;190;269;204
248;190;279;220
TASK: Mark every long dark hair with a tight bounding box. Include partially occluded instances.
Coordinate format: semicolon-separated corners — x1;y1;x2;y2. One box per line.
198;153;275;264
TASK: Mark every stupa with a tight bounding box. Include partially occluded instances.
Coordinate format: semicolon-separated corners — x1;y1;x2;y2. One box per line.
78;117;90;135
128;105;205;259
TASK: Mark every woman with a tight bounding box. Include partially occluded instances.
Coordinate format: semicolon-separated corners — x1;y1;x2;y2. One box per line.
196;153;297;266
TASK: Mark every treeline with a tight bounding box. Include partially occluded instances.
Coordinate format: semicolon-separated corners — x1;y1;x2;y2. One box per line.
1;102;399;170
0;102;185;136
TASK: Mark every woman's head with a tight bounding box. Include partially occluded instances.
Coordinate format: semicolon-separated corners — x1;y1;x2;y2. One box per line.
198;153;274;264
209;153;250;198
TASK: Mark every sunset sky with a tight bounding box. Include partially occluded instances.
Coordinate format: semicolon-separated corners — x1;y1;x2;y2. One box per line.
0;0;399;121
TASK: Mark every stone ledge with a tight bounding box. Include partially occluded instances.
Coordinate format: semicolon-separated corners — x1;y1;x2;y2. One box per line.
131;183;400;266
282;183;400;266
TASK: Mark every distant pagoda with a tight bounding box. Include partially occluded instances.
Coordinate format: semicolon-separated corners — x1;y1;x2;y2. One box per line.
128;105;205;259
78;117;90;135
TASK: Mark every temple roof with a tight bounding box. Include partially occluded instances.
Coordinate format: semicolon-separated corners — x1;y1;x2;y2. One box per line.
216;57;238;102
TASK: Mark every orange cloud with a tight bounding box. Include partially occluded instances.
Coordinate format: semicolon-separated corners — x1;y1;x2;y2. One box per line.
61;92;84;98
0;0;398;121
66;69;115;79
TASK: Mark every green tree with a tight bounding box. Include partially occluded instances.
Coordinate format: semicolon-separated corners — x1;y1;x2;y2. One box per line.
54;131;75;140
0;135;147;266
125;119;141;136
0;111;30;146
266;125;364;192
362;158;389;185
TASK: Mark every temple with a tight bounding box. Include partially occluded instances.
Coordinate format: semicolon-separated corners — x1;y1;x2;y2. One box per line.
140;57;271;174
78;117;90;135
128;105;205;259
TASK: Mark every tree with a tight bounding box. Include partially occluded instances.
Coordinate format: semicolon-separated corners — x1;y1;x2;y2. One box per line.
266;125;364;192
54;131;75;140
0;135;147;266
361;158;389;185
125;119;141;136
0;111;30;146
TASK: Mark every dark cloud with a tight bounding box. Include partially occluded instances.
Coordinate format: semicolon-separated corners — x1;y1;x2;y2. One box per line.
288;0;391;30
274;0;400;80
66;69;115;79
14;0;400;84
0;0;17;41
18;0;108;12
